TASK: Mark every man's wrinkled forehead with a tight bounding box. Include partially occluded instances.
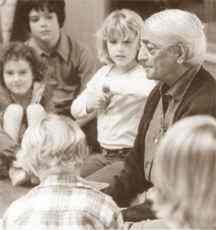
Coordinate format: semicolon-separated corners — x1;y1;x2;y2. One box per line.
141;27;174;48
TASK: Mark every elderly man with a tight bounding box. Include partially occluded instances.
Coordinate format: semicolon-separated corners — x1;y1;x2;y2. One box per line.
88;9;216;222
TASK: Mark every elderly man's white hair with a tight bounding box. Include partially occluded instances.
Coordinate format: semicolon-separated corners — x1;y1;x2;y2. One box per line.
143;9;206;66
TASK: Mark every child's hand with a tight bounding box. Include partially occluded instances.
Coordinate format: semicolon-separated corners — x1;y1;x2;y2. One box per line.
95;85;113;112
86;85;113;113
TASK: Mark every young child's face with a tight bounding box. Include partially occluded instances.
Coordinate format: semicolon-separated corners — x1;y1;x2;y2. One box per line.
3;59;34;95
106;31;139;69
28;8;60;48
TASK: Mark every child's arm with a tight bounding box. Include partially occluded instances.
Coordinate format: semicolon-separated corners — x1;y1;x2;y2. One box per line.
71;69;101;118
71;85;112;125
71;86;97;127
75;111;97;127
3;104;24;143
71;67;113;118
71;88;96;118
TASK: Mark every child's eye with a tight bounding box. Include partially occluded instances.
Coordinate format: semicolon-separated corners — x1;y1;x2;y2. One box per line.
123;40;132;44
45;14;53;20
108;40;117;44
19;70;27;75
5;70;14;75
29;16;39;23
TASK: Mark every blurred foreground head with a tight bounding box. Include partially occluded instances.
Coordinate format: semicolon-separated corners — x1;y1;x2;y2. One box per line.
17;114;88;179
152;115;216;229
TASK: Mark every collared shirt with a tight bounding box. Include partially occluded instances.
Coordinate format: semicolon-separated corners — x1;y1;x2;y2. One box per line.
2;175;123;230
144;67;199;181
26;32;96;116
71;64;156;149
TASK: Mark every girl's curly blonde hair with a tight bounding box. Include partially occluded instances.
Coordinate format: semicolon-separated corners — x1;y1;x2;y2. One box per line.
96;9;144;65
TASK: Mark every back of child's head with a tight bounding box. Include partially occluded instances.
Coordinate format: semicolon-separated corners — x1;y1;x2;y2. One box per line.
0;41;44;85
17;114;88;178
152;115;216;229
11;0;65;41
97;9;144;64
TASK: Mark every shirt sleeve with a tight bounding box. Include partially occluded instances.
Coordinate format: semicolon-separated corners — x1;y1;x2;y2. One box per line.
70;39;97;92
71;68;102;118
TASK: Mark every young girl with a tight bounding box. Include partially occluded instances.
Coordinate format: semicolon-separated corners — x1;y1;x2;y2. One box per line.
0;42;51;184
71;9;156;178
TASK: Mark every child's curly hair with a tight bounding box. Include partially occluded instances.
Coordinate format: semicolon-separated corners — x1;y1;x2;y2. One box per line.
96;9;144;64
0;42;46;87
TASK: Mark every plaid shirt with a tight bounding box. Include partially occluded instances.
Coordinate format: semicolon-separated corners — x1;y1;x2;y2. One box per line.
2;175;123;230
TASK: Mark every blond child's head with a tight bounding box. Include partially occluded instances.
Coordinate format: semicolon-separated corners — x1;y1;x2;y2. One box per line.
17;114;88;179
151;115;216;229
97;9;144;65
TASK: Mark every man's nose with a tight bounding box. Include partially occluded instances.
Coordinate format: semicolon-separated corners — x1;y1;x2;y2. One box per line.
138;44;150;62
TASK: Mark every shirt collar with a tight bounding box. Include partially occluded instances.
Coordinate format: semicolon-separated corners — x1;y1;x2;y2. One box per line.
160;66;200;102
39;174;78;186
38;174;108;192
38;174;97;190
27;37;48;57
27;32;70;63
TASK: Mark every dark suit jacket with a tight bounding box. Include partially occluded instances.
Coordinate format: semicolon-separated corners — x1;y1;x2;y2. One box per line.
104;66;216;220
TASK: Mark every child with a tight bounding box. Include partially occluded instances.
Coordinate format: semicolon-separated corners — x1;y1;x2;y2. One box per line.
71;9;156;178
2;114;123;230
130;115;216;229
11;0;98;150
0;42;49;183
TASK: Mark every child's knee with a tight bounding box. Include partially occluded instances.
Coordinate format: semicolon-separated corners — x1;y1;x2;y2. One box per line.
4;104;24;119
27;104;47;126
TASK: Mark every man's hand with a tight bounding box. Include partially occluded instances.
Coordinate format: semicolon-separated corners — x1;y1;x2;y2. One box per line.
121;200;156;222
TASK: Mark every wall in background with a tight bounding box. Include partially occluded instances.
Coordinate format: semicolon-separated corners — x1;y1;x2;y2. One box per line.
64;0;109;55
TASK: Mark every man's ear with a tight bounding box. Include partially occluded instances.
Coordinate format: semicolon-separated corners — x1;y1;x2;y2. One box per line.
176;42;187;64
